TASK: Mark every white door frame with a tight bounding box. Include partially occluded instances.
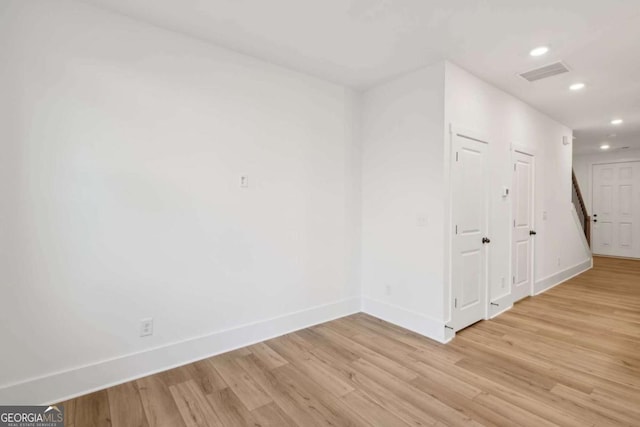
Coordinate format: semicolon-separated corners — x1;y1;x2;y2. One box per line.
579;157;640;221
510;145;536;302
448;125;491;331
590;160;640;257
588;158;640;249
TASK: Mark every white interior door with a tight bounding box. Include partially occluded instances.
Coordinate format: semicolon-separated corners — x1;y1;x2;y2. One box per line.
592;162;640;258
451;131;489;331
511;151;535;302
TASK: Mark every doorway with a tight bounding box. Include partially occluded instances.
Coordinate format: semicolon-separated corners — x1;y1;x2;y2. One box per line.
450;129;490;331
511;150;535;302
591;161;640;258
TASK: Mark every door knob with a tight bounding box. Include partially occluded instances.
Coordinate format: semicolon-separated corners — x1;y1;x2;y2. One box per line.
482;237;491;244
529;230;537;236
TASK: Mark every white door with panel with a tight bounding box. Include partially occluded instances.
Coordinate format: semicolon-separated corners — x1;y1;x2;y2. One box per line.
511;151;535;302
592;162;640;258
451;131;490;331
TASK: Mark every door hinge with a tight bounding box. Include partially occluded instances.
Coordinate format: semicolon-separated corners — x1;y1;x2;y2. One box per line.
514;163;516;171
456;152;459;162
513;220;516;228
512;276;515;284
454;298;458;308
455;225;458;234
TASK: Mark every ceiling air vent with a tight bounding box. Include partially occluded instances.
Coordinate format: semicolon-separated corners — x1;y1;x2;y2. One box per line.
519;62;570;82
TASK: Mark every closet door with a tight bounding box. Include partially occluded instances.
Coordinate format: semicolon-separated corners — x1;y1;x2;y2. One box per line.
512;151;535;302
451;130;490;331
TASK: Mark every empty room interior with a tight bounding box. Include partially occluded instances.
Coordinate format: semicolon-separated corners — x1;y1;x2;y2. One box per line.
2;1;640;426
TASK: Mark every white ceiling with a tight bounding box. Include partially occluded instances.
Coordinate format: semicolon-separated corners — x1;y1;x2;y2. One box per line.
79;0;640;154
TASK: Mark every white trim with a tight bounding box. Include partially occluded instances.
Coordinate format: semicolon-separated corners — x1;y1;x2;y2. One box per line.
444;123;491;327
448;124;491;330
591;158;640;166
489;303;513;319
361;297;448;344
534;258;592;295
450;124;491;145
0;297;361;405
489;293;513;318
589;160;640;253
511;143;538;157
510;149;537;302
581;157;640;220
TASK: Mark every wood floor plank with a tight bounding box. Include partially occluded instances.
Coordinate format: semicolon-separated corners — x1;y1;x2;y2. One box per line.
250;402;298;427
471;392;558;427
247;342;288;369
137;375;187;427
341;390;413;426
205;388;259;426
73;390;111;427
349;357;484;426
410;376;514;427
61;256;640;426
107;381;149;427
234;353;327;426
158;359;228;395
550;383;639;426
270;363;370;426
304;345;443;426
265;338;356;397
169;380;224;427
314;324;420;382
58;398;76;427
210;356;272;411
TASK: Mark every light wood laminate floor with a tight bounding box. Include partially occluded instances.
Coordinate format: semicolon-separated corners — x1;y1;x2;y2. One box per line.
60;256;640;426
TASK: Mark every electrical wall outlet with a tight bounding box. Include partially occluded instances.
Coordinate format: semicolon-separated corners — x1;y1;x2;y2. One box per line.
140;318;153;337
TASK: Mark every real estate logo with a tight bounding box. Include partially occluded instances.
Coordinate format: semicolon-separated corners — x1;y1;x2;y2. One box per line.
0;405;64;427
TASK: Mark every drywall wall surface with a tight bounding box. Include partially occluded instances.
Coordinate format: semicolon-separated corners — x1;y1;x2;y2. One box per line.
444;61;591;319
360;63;447;336
0;0;361;396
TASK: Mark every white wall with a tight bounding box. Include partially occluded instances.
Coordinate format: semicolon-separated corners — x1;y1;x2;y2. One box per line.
0;0;596;404
0;0;361;403
574;148;640;213
360;64;447;341
359;61;592;343
444;62;591;315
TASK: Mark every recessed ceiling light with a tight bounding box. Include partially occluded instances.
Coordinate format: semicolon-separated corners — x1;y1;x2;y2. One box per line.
530;46;549;57
569;83;585;91
611;119;623;125
600;144;610;150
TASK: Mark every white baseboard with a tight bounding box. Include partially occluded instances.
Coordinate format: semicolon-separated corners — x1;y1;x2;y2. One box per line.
0;297;361;405
361;297;447;343
489;303;513;319
489;293;513;319
534;258;592;295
